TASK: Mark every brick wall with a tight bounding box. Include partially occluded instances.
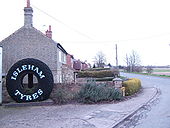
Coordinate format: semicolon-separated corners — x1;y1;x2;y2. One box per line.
66;54;73;68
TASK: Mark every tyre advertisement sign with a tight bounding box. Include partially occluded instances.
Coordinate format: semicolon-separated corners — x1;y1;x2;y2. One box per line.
6;58;54;103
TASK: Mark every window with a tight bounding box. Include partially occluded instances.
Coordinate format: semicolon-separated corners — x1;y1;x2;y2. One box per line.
63;54;66;64
59;50;62;63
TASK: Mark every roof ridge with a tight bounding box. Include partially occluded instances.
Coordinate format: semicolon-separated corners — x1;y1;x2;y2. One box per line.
0;26;24;43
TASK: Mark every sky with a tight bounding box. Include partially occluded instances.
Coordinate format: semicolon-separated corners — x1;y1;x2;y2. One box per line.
1;0;170;66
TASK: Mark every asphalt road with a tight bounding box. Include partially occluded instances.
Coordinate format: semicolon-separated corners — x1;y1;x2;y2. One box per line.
118;73;170;128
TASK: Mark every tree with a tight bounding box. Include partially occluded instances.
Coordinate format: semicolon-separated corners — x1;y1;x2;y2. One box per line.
94;51;106;68
93;64;96;68
125;50;142;72
146;66;153;74
108;63;112;67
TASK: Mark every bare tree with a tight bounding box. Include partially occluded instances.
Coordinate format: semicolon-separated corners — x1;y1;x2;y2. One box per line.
125;50;142;72
125;54;130;72
94;51;106;68
146;66;153;74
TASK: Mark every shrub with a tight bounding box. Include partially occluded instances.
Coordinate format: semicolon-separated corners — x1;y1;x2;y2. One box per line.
124;66;143;73
123;78;141;96
53;88;68;104
95;77;114;81
50;84;80;104
86;68;111;71
76;79;122;103
146;66;153;74
77;69;119;78
133;66;143;73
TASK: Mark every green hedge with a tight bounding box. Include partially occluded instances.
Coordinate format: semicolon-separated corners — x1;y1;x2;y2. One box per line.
76;80;122;103
123;78;141;96
95;77;114;81
77;69;119;78
86;68;111;71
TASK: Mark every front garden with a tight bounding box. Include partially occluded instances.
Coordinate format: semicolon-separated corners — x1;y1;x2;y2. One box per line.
50;68;142;104
2;68;142;104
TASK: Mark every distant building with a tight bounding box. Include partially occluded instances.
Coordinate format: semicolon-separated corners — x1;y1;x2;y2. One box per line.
66;54;74;69
73;59;89;71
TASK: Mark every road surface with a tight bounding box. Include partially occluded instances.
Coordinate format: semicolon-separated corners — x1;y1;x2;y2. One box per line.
116;73;170;128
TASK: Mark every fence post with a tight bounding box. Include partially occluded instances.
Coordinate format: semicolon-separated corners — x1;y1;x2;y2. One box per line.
0;47;2;105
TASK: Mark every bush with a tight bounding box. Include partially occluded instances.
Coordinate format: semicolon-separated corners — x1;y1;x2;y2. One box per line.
76;79;122;103
86;68;111;71
77;69;119;78
50;84;80;104
95;77;114;81
52;88;68;104
123;78;141;96
133;66;143;73
124;66;143;73
146;66;153;74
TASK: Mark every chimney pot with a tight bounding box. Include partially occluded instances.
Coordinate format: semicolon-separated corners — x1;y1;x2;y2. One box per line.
27;0;30;7
46;25;52;39
49;25;51;31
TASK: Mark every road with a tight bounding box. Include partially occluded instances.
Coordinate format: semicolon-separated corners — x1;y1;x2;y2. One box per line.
116;73;170;128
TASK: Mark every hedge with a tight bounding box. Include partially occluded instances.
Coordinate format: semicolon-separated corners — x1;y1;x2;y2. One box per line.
122;78;141;96
77;69;119;78
85;68;111;71
95;77;114;81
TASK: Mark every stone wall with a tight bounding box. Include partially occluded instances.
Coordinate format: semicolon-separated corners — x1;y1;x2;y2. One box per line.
2;78;13;103
61;64;75;83
0;27;58;83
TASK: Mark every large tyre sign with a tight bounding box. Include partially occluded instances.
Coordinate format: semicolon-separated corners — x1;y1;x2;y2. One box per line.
6;58;54;103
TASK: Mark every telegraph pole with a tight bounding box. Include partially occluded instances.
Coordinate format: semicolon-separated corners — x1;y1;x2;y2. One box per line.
115;44;118;69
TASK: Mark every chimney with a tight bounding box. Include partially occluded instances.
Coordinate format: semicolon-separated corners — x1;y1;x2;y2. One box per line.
46;25;52;39
24;0;33;28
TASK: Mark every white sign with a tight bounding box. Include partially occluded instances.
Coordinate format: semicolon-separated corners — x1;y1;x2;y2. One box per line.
11;65;45;80
14;89;43;101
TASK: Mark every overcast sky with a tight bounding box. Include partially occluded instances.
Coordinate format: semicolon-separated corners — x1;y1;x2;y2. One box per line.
1;0;170;66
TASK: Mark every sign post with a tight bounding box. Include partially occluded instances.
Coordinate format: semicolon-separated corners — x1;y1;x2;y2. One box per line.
0;47;2;105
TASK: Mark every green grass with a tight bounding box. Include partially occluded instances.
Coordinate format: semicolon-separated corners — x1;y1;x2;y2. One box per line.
153;69;170;72
126;72;170;78
143;68;170;72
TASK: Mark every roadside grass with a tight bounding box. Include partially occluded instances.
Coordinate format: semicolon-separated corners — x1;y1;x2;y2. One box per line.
143;68;170;73
125;72;170;78
123;67;170;78
153;69;170;72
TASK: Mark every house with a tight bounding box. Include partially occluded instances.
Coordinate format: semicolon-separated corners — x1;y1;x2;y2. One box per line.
57;43;68;83
73;59;90;71
0;0;71;83
82;62;89;70
73;59;82;70
66;54;74;69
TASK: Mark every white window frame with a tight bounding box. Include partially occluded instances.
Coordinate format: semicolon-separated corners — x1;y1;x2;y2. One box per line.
59;50;62;63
